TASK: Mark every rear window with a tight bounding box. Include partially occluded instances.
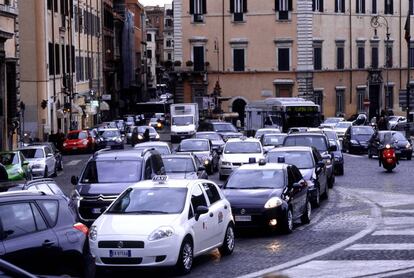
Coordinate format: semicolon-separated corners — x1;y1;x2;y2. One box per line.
37;200;59;227
284;136;327;152
67;131;87;140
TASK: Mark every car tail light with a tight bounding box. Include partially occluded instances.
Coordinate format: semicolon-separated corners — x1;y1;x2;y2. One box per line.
73;222;89;235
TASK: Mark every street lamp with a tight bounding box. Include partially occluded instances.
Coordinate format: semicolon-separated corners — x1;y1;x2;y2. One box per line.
370;15;390;112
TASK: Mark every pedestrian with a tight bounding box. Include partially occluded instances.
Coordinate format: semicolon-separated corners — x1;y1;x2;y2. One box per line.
377;110;388;130
143;128;150;142
56;129;65;151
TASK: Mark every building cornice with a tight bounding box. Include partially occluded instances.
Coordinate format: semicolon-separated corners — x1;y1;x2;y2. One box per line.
0;5;18;18
0;29;14;42
189;36;208;43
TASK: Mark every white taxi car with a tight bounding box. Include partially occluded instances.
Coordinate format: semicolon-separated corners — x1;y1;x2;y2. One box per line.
89;176;235;274
219;137;264;180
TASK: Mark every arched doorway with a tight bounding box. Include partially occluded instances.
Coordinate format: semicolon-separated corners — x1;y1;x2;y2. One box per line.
232;98;247;127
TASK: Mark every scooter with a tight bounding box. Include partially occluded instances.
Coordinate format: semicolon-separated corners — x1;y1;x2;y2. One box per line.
379;144;398;172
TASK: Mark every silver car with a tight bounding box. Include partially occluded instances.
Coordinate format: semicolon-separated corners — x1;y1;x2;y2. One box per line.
18;146;57;178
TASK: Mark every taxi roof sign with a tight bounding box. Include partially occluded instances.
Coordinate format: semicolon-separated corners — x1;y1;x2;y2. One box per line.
152;175;168;183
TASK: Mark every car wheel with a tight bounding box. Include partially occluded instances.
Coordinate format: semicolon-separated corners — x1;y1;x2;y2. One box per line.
281;208;293;234
218;223;235;256
175;238;193;275
58;160;63;171
53;164;58;177
312;188;320;208
301;200;311;224
322;182;329;200
337;164;344;176
328;174;335;188
43;167;48;178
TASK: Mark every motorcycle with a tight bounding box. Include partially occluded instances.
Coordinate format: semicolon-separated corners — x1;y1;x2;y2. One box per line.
379;143;398;172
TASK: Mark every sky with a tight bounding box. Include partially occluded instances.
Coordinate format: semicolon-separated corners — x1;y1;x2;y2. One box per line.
140;0;172;6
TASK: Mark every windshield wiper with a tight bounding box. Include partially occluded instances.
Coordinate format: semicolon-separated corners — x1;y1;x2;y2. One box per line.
125;210;170;214
242;186;274;189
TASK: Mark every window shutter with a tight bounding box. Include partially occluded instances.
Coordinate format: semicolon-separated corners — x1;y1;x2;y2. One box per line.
362;0;365;12
278;48;290;71
341;0;345;12
320;0;324;11
202;0;206;14
356;0;359;12
190;0;194;14
233;49;245;71
243;0;247;12
275;0;280;11
288;0;293;10
335;0;338;12
230;0;234;13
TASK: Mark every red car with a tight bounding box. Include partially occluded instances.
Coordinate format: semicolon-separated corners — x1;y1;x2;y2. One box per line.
63;130;95;153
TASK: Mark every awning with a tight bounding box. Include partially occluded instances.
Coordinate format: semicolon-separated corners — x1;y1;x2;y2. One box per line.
100;101;110;111
273;79;294;85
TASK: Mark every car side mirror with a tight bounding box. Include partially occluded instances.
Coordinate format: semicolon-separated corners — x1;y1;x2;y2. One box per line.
47;153;54;158
329;145;337;152
198;166;206;171
22;161;29;166
71;176;79;186
195;205;209;221
292;182;302;189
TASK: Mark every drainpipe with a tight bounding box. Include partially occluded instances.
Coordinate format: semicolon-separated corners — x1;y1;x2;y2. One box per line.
51;0;56;134
349;0;353;106
222;0;225;72
399;0;402;89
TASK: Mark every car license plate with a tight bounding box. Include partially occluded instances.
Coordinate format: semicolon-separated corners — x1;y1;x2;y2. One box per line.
109;250;131;258
92;208;103;214
235;215;251;222
72;147;77;150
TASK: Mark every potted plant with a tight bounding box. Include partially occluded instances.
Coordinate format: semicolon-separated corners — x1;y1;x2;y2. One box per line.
186;60;194;67
205;61;210;67
164;60;173;68
174;60;182;67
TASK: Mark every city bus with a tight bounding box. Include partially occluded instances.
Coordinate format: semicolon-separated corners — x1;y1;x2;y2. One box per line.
135;102;170;119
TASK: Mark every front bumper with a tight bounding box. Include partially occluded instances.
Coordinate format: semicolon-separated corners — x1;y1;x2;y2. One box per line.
31;166;46;177
350;143;369;152
64;144;90;152
231;205;287;229
90;234;181;267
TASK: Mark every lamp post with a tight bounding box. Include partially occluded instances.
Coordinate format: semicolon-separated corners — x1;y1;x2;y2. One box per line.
370;15;390;112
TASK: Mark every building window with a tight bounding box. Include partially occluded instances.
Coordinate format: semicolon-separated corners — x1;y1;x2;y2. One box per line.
336;89;345;114
410;47;414;68
336;46;344;70
356;0;365;13
372;0;377;13
47;0;52;10
312;0;323;12
147;33;152;42
193;45;205;71
54;0;58;12
386;45;393;68
233;48;245;71
335;0;345;12
358;47;365;69
357;88;365;112
55;44;60;75
314;90;323;113
371;46;378;68
410;0;414;15
313;46;322;70
166;40;172;47
384;0;393;14
167;53;172;61
48;43;54;75
385;85;394;109
230;0;247;22
275;0;293;20
278;48;290;71
147;49;152;59
190;0;206;23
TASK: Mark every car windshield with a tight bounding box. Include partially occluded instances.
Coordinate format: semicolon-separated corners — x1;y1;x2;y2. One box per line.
388;116;399;122
335;122;352;129
20;149;44;159
226;169;285;189
99;130;120;138
224;142;262;154
284;136;327;152
213;123;238;132
180;140;209;152
379;132;394;143
324;131;337;140
135;146;171;155
324;118;341;124
126;117;134;123
137;127;157;134
267;151;314;169
108;187;187;214
163;157;196;173
0;153;18;165
173;116;193;126
392;132;407;141
263;135;286;146
256;129;280;138
196;133;221;140
81;160;142;183
352;127;374;135
67;131;87;140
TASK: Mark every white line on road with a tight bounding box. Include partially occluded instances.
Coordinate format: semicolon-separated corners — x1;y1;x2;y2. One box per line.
345;243;414;251
385;209;414;214
343;153;366;158
279;260;414;278
373;229;414;236
383;217;414;226
65;159;81;166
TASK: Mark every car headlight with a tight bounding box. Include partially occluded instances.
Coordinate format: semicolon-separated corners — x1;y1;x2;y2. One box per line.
157;122;162;128
221;161;231;166
406;143;412;149
82;139;88;145
63;142;67;147
138;135;143;140
350;140;358;144
148;226;174;241
204;159;210;165
264;197;283;209
116;138;122;143
89;225;98;241
156;134;160;139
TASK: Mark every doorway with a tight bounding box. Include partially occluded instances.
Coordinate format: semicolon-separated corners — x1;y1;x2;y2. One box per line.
369;84;380;120
232;98;247;126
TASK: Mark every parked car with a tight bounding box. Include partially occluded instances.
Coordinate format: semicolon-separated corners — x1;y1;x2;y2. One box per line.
254;128;281;139
89;178;234;274
198;121;243;141
0;191;90;276
18;146;57;178
388;116;407;130
96;128;124;150
63;130;96;153
29;142;63;171
70;148;165;224
134;141;172;155
195;131;225;152
131;126;160;146
176;139;219;175
162;154;208;179
6;178;68;200
0;151;32;181
334;121;353;139
222;162;311;233
368;131;412;160
260;133;287;152
342;126;375;154
266;146;329;207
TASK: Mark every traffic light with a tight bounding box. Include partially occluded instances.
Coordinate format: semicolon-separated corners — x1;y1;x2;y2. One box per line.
40;99;48;109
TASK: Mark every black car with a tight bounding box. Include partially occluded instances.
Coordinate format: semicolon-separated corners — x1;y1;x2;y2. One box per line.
176;138;219;174
29;142;63;171
0;191;90;276
368;131;413;160
70;148;165;224
96;128;124;150
260;133;287;153
266;146;329;208
198;121;242;141
342;126;375;154
5;178;68;200
223;162;311;234
162;154;208;179
283;133;336;188
130;126;160;146
195;131;225;152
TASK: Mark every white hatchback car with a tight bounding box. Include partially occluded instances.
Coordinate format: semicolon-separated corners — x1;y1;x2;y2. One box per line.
89;176;235;274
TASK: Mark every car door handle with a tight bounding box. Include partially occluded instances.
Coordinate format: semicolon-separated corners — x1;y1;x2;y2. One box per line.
224;205;228;210
42;240;55;247
209;212;214;217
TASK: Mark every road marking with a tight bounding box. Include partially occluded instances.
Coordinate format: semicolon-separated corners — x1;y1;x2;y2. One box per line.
345;243;414;251
347;189;414;208
66;159;81;166
383;217;414;226
385;209;414;214
343;153;366;158
373;229;414;236
279;260;414;278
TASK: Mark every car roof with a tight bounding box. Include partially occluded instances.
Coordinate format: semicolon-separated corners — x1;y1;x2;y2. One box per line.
93;149;143;160
162;154;194;159
196;131;218;134
0;191;61;201
98;128;119;131
18;145;44;150
181;138;209;143
286;132;326;137
135;141;169;147
237;163;288;171
263;133;287;136
226;137;260;143
268;146;313;152
131;178;203;189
